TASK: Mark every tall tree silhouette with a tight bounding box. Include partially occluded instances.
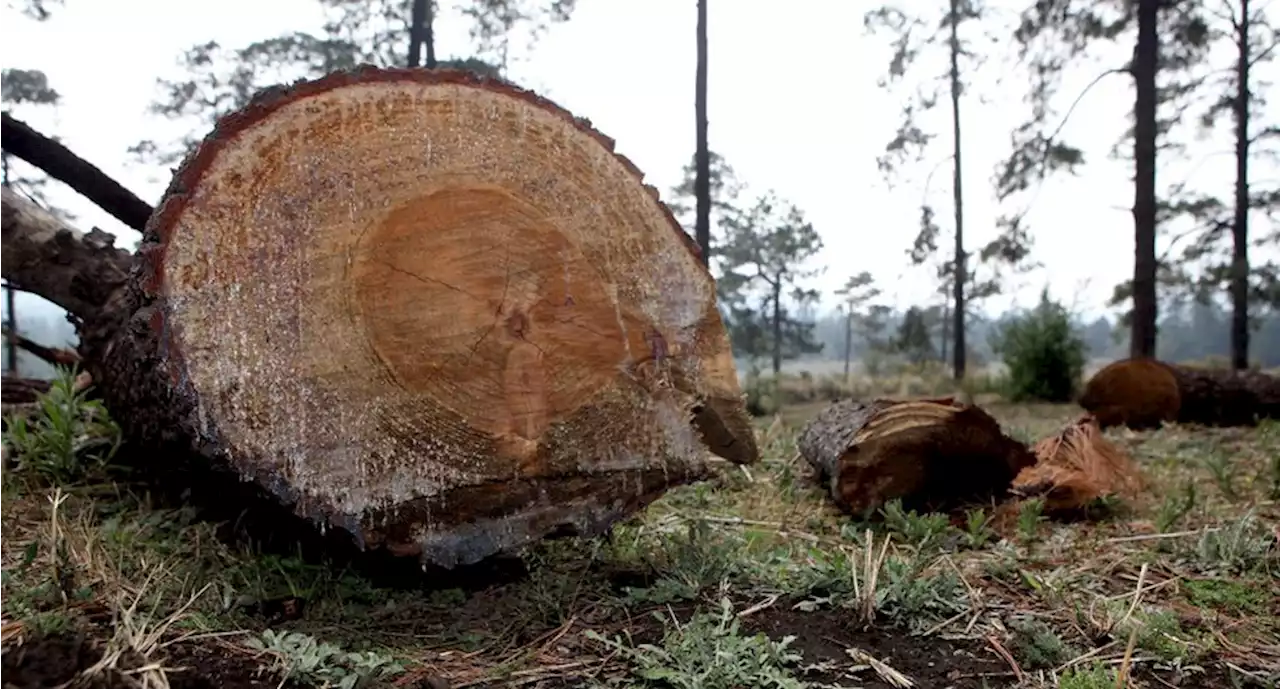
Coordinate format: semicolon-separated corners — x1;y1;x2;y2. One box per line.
407;0;437;67
866;1;1027;381
1229;0;1251;370
132;0;572;169
694;0;711;265
946;0;966;379
1000;1;1216;358
1131;0;1160;358
1156;0;1279;369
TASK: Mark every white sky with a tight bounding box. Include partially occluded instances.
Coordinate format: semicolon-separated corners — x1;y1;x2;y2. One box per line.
1;0;1276;324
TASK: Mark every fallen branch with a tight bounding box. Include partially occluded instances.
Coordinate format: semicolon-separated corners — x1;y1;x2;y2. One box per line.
1;326;80;368
1;376;51;404
0;112;154;232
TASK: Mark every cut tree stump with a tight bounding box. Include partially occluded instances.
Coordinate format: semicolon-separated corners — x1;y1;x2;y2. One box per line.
797;397;1036;515
1080;358;1280;429
0;67;758;568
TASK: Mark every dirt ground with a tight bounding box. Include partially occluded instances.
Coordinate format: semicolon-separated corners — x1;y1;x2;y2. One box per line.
2;386;1278;688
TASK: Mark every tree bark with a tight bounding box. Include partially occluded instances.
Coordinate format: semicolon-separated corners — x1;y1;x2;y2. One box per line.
694;0;711;265
948;0;967;382
1081;357;1280;429
4;283;16;375
843;306;852;380
5;156;20;376
1;187;133;321
1230;0;1251;371
771;280;782;375
0;67;758;569
2;376;52;404
0;113;153;232
1130;0;1160;358
797;397;1035;515
425;0;437;69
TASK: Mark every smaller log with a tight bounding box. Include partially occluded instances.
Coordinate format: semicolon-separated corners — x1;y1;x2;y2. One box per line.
798;397;1036;515
1080;358;1280;429
2;376;51;404
1012;415;1142;515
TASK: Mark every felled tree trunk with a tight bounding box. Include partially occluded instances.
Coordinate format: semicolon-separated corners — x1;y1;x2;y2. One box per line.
1;67;758;569
1080;358;1280;429
2;376;52;404
797;397;1035;515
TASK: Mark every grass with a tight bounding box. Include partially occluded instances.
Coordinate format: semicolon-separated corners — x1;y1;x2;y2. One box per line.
2;368;1278;688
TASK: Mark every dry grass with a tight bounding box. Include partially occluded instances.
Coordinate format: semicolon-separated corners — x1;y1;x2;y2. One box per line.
2;370;1278;688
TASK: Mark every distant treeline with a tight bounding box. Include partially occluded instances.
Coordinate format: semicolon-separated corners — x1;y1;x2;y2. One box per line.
809;301;1280;368
5;298;1276;382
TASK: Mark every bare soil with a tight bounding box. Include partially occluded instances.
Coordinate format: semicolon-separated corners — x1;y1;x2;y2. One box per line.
745;604;1012;688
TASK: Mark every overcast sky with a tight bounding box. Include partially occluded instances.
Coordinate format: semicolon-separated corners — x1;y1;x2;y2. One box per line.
2;0;1276;325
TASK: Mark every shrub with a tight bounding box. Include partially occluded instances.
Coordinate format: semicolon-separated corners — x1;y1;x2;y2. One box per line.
991;291;1087;402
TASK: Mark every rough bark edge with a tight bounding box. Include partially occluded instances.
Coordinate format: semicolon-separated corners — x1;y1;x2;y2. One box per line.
0;187;134;321
0;113;153;232
1167;364;1280;427
138;65;704;300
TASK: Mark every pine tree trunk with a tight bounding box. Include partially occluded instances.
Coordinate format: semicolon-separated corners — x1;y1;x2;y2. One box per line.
2;156;13;375
772;281;783;376
425;1;436;69
1130;0;1160;358
939;300;950;365
948;0;967;382
4;284;15;375
1230;0;1251;371
0;68;758;569
408;0;427;67
694;0;711;265
843;307;852;380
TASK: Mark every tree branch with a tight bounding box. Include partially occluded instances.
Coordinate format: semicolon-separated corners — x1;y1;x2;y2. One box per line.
1;186;133;321
1;326;79;367
1046;66;1130;146
0;112;153;232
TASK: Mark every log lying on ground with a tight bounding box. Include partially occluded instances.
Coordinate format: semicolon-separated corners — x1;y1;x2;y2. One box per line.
2;377;52;405
0;67;758;568
798;399;1144;519
1080;358;1280;429
797;397;1036;515
1011;415;1142;514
